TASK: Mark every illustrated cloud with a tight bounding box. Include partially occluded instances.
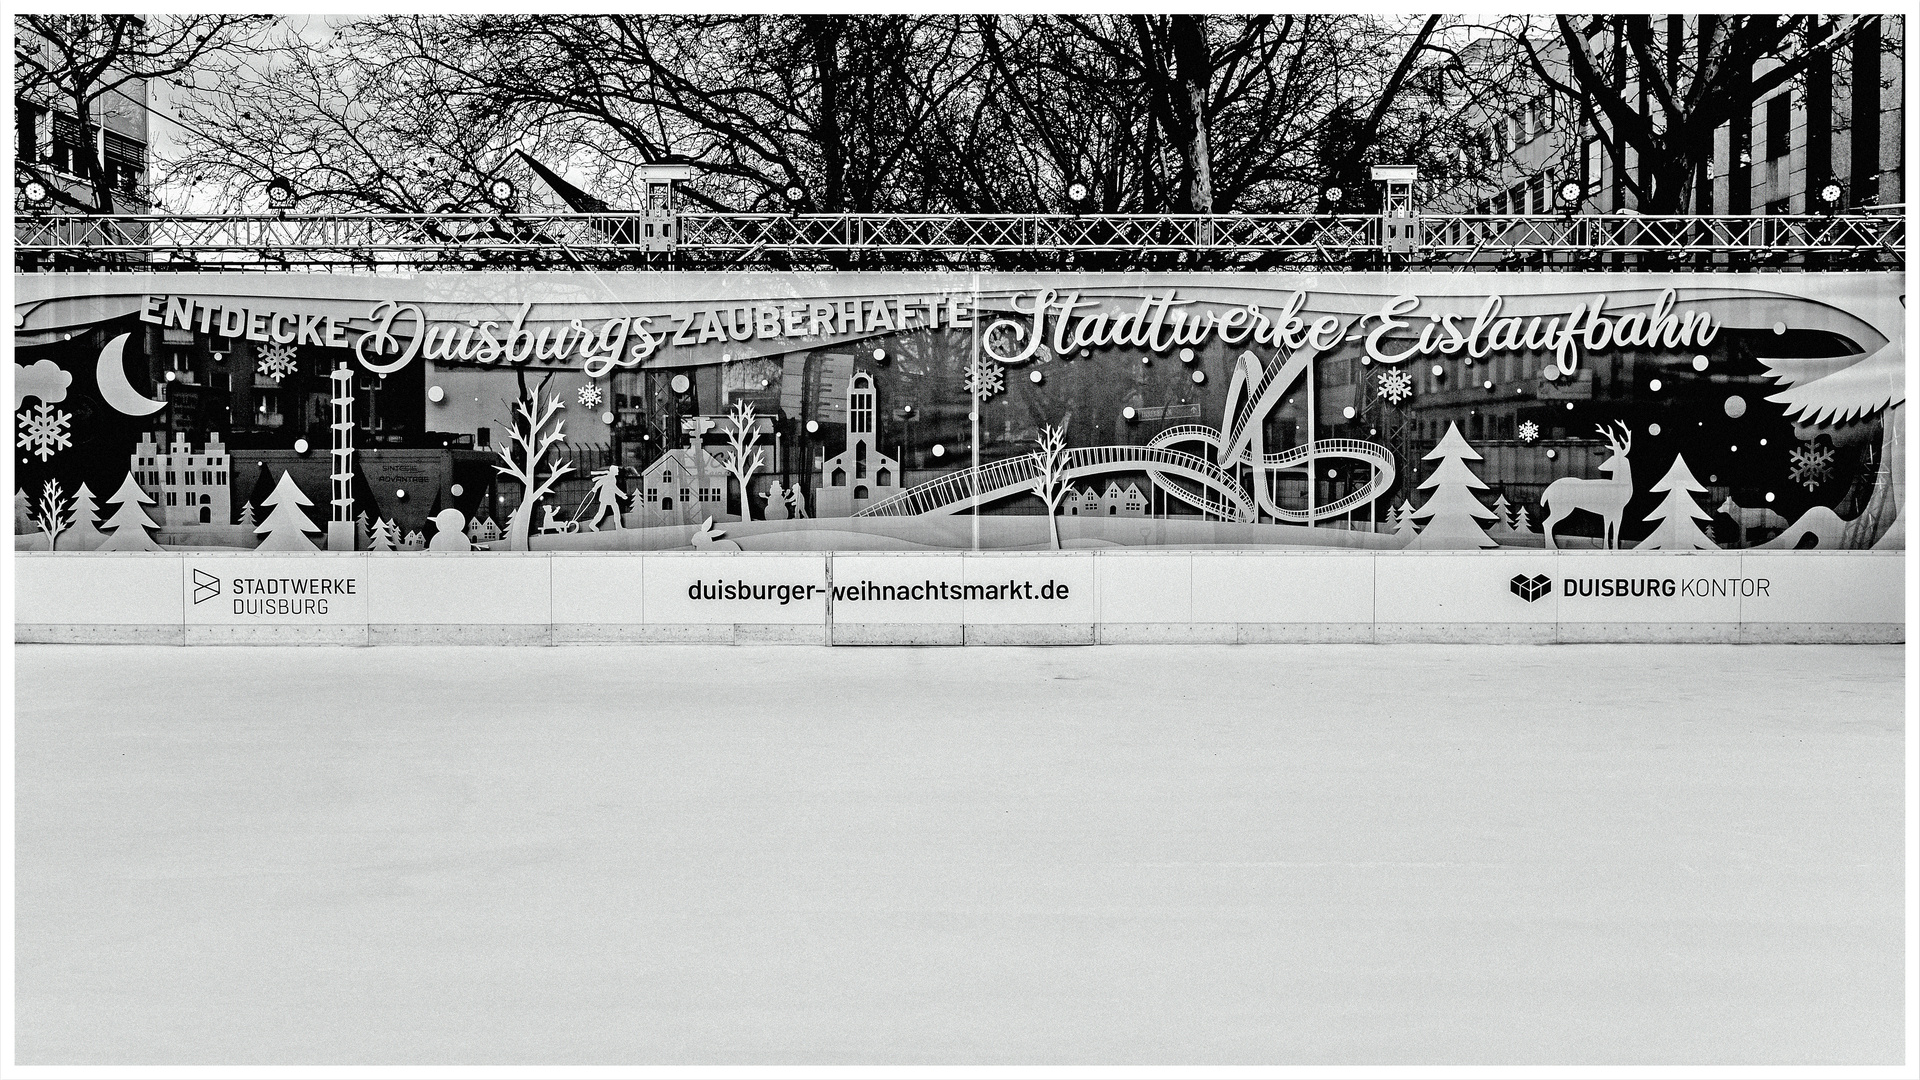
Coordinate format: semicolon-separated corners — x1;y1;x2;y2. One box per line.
14;359;72;409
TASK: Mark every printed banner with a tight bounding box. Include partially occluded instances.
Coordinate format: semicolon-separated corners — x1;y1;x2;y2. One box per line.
13;271;1904;561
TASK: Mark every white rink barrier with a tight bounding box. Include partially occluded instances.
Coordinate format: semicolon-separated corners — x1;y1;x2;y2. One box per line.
13;549;1903;645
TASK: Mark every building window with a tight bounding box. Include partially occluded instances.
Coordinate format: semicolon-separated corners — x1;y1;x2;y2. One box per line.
49;112;86;176
1765;94;1791;160
15;102;40;164
103;132;145;196
1765;197;1792;217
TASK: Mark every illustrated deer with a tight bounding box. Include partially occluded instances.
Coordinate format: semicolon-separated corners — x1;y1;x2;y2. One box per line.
1541;422;1634;549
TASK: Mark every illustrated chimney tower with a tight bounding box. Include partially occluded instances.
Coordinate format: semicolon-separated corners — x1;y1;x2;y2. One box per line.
327;362;355;550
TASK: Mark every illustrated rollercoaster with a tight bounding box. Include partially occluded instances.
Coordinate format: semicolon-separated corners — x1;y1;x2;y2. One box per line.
858;345;1394;523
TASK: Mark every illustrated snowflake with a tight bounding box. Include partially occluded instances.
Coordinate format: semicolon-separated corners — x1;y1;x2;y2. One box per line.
255;342;299;381
577;382;603;408
1517;420;1541;444
1376;367;1414;404
1788;442;1834;491
16;403;72;461
964;359;1006;400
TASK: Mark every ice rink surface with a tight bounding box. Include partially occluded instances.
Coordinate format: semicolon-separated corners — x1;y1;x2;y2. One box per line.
13;643;1906;1066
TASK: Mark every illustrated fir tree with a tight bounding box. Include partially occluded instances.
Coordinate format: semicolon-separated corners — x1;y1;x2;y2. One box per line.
354;510;371;550
247;460;276;510
14;488;33;534
1490;492;1515;536
1635;452;1719;550
1511;503;1533;534
1407;422;1499;549
1392;500;1418;541
237;502;257;529
96;473;165;551
55;481;106;550
350;459;382;531
254;470;322;551
368;517;397;551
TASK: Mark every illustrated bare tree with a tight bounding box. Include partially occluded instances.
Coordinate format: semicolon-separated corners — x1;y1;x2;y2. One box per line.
493;389;574;550
15;14;270;212
1028;420;1071;550
1498;15;1878;213
715;399;767;520
28;479;69;550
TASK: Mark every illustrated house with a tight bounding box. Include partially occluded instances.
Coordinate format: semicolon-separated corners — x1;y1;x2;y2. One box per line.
636;447;730;526
133;431;231;526
1065;485;1102;516
815;372;901;518
466;515;501;543
1099;480;1148;517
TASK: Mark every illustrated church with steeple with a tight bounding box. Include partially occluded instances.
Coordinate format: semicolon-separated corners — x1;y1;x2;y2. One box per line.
814;371;901;518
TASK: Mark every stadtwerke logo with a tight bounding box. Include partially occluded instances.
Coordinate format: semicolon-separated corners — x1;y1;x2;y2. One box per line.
192;568;222;605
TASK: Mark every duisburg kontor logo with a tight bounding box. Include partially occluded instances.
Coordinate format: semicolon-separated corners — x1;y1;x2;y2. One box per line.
1509;573;1551;602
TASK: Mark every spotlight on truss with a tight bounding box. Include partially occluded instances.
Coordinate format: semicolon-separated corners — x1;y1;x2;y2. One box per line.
265;176;297;211
18;175;51;211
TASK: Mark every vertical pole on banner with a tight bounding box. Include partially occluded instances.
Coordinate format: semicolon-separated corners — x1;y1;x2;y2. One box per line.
970;274;982;553
1306;353;1316;528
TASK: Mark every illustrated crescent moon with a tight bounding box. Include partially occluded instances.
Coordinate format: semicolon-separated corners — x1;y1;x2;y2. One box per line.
96;332;167;416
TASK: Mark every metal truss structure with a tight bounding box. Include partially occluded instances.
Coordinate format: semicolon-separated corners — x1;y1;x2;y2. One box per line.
14;210;1904;272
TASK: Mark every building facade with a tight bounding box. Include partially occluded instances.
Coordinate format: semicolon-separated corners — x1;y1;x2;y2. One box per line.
14;19;153;213
1436;16;1904;216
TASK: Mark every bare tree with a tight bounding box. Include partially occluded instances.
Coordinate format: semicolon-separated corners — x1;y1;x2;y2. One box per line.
15;14;269;211
170;15;988;214
1501;15;1877;213
493;391;574;550
1028;420;1071;550
715;399;767;520
165;14;1462;218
